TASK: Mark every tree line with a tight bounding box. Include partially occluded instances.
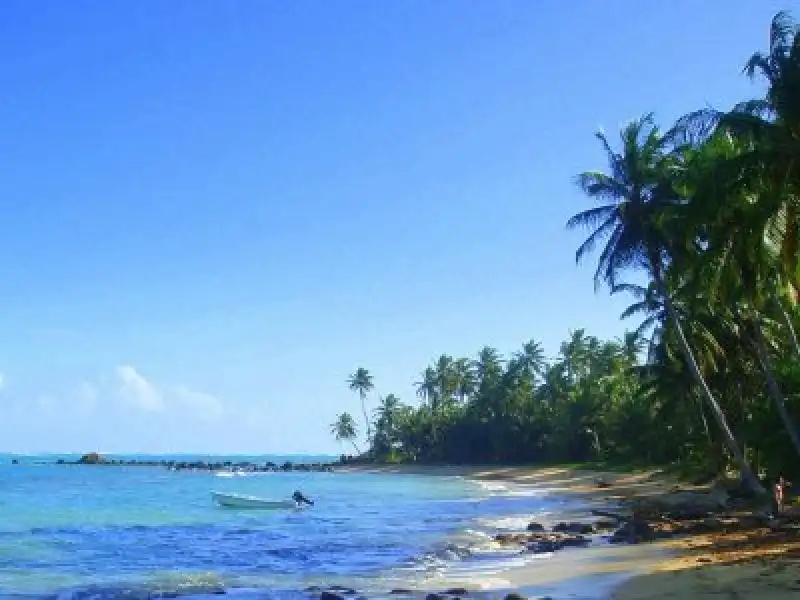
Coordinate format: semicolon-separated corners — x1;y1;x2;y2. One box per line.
331;11;800;495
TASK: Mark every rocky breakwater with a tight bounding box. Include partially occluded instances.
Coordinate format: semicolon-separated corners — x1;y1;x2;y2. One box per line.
493;519;610;555
308;585;555;600
490;479;794;555
57;452;336;473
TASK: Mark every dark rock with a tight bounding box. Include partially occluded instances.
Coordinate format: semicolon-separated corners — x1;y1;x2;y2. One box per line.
78;452;105;465
593;519;617;531
610;521;656;544
553;521;594;535
328;586;357;594
526;522;545;532
443;589;468;596
504;594;526;600
321;592;346;600
560;534;589;547
389;590;414;595
526;539;561;553
425;594;445;600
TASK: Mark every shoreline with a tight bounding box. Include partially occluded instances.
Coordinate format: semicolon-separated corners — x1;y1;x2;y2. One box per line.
340;464;800;600
340;464;679;595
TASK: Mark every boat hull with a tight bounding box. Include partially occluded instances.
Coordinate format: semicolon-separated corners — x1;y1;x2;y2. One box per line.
211;492;297;510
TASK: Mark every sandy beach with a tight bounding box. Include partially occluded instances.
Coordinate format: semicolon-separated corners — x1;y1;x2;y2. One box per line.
340;464;800;599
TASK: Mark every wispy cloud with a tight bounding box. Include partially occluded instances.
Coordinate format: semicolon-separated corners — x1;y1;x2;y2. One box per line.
0;372;6;391
114;365;224;419
169;385;224;420
116;365;164;412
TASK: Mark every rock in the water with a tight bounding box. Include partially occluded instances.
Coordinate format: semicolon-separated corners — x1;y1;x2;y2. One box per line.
560;534;589;547
526;539;561;553
328;586;357;594
78;452;106;465
504;594;526;600
321;592;346;600
389;590;414;595
425;594;446;600
526;522;545;532
443;589;468;596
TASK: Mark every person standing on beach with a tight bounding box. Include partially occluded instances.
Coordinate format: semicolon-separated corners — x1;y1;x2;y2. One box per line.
775;476;791;513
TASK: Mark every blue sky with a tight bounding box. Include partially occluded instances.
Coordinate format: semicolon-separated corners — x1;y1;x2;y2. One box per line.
0;0;788;453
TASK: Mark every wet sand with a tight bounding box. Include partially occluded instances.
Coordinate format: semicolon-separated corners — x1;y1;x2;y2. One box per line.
341;464;800;599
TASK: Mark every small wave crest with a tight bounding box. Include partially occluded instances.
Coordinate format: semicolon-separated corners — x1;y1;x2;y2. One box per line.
470;480;548;498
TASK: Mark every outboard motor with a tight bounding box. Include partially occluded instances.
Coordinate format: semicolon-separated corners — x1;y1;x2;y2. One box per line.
292;490;314;506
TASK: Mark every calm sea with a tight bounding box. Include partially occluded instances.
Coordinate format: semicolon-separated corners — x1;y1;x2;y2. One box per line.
0;454;579;599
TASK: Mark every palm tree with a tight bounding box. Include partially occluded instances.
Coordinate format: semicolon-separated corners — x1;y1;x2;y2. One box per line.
453;357;476;403
415;367;438;410
433;354;456;406
475;346;503;389
567;114;764;494
347;367;374;442
514;339;547;383
330;412;360;455
713;12;800;296
674;112;800;461
374;393;402;430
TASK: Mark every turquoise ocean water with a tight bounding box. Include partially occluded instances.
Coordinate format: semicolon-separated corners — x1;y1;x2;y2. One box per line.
0;454;580;599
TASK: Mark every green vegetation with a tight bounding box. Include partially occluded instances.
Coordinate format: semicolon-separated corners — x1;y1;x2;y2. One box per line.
334;11;800;492
330;412;360;455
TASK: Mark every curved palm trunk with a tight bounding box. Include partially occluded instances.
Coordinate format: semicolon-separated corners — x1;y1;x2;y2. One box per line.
360;393;372;443
750;319;800;457
659;287;764;495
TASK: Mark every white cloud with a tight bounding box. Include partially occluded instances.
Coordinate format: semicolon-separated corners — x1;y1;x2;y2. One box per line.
0;372;6;391
116;365;164;412
169;385;224;420
114;365;223;419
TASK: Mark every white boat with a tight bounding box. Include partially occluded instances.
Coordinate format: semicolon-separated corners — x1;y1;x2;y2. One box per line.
210;491;298;510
